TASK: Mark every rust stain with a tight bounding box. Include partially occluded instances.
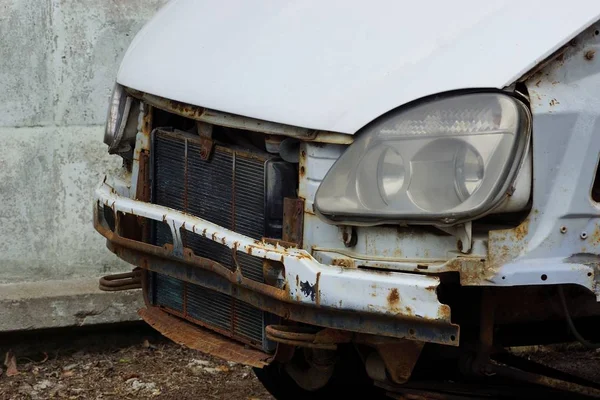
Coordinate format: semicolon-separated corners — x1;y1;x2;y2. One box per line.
332;258;355;268
202;228;207;237
295;275;299;287
299;166;306;177
387;288;400;308
591;223;600;246
315;272;321;306
549;98;560;106
585;49;596;60
437;305;452;321
513;218;530;241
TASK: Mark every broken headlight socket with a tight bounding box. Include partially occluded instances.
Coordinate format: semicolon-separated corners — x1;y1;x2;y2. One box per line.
104;83;139;154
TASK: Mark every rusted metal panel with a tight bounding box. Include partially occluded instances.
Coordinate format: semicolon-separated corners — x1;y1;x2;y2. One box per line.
95;182;455;326
471;23;600;296
125;89;354;144
362;337;424;384
104;237;460;345
282;197;304;247
135;150;150;202
138;307;271;368
95;203;460;345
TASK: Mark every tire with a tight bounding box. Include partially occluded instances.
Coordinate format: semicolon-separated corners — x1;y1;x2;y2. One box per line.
253;347;388;400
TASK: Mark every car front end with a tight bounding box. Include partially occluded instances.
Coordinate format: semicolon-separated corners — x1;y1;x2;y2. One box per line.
94;1;600;397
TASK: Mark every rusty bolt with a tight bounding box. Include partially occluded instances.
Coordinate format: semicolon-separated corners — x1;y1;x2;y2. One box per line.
585;50;596;61
560;226;567;234
581;231;589;240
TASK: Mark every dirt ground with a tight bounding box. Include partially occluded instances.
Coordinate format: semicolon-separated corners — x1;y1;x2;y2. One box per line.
0;323;273;400
3;324;600;400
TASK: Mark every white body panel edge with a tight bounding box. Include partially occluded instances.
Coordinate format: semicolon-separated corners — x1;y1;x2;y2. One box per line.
117;0;600;134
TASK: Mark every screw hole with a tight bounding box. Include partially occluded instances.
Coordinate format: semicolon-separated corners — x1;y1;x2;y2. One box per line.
541;274;548;281
560;226;567;234
595;29;599;35
450;335;456;341
409;328;415;335
502;276;506;280
588;272;593;277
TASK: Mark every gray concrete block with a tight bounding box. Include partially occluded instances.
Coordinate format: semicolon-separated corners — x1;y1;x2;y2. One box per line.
0;278;143;331
0;126;128;284
0;0;54;127
0;0;167;128
52;0;167;126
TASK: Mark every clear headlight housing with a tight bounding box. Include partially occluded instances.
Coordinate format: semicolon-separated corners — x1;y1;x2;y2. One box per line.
104;83;133;154
314;92;531;226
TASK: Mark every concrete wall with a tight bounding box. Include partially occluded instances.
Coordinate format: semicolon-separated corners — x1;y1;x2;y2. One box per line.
0;0;168;330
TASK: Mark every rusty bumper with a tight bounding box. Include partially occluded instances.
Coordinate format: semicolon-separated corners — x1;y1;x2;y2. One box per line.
95;180;459;346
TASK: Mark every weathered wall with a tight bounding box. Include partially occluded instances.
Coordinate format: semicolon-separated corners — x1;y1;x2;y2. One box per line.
0;0;168;330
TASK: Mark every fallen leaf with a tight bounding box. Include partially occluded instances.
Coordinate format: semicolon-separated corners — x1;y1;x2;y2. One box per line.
122;373;140;381
4;350;18;376
61;370;75;378
62;363;78;371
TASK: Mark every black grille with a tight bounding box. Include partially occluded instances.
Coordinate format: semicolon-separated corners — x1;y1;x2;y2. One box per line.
149;129;295;352
150;273;266;347
152;130;269;279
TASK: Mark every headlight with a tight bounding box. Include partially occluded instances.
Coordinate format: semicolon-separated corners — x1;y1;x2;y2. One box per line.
104;83;133;154
314;92;531;226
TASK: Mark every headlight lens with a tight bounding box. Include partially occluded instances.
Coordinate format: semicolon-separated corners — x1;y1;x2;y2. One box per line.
314;93;531;226
104;83;133;153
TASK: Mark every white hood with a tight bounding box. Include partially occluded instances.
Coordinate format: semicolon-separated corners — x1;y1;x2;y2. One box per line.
118;0;600;134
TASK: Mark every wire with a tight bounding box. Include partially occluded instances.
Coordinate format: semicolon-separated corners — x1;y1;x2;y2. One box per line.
558;285;600;349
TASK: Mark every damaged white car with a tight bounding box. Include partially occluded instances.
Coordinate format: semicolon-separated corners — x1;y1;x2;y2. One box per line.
95;1;600;398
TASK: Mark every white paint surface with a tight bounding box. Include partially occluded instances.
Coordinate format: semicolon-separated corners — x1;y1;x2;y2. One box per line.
118;0;600;134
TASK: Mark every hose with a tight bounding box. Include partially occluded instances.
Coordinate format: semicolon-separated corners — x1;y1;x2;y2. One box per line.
558;285;600;349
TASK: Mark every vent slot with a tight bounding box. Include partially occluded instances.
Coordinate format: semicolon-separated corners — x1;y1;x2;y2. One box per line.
151;272;268;349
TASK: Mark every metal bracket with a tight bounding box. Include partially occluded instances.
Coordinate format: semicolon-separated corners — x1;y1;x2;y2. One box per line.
439;221;472;254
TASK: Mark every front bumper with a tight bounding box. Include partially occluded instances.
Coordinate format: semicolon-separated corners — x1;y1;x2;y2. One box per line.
94;180;459;346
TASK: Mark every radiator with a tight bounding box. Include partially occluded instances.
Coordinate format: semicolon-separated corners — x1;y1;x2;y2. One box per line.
148;129;295;351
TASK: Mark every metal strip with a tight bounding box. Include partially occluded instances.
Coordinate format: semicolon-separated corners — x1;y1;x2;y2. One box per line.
139;307;271;368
